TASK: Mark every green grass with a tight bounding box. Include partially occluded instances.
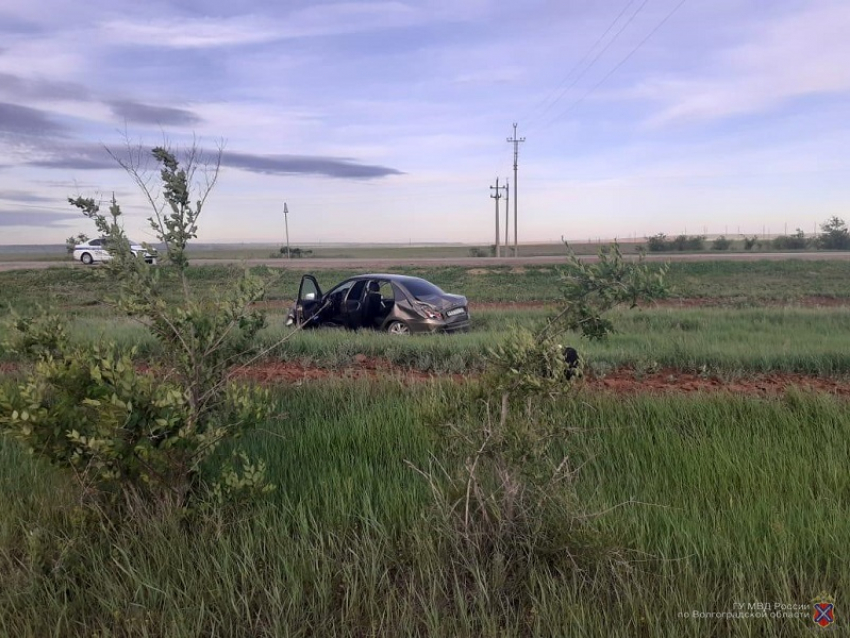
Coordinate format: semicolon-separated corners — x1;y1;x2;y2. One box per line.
1;257;848;634
2;260;850;314
6;305;844;376
1;381;847;636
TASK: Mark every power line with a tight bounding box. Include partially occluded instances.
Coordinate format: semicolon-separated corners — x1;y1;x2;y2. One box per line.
526;0;651;131
542;0;691;130
522;0;639;124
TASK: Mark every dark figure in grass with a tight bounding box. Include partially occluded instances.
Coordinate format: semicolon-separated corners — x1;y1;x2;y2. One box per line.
564;346;581;380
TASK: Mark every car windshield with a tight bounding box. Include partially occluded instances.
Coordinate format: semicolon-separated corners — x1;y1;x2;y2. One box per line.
400;277;445;298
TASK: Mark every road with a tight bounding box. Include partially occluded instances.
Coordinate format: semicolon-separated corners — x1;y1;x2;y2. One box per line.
2;252;850;272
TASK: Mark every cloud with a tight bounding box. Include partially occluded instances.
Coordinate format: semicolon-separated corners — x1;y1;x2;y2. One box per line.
222;151;404;179
107;100;203;126
0;72;91;101
22;140;115;169
99;2;422;49
0;209;79;227
0;189;54;203
0;102;68;136
637;1;850;124
13;138;404;179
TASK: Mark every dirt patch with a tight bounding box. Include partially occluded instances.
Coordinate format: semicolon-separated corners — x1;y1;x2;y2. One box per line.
589;368;850;396
654;295;850;309
467;268;490;275
510;267;527;274
233;360;850;396
471;301;553;310
232;357;466;384
4;358;848;397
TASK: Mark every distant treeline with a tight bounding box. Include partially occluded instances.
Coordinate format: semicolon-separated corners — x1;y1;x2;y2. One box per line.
645;216;850;252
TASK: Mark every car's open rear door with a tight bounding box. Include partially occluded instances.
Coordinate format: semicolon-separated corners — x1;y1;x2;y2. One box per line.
296;275;323;326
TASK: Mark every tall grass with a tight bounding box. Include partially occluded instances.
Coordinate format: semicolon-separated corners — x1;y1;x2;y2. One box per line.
4;306;850;376
1;381;847;636
3;260;850;314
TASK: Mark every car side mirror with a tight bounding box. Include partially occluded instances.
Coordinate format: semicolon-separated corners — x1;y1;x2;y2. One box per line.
304;292;316;301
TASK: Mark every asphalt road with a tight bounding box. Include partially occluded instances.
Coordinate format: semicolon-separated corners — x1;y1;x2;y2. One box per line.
2;252;850;272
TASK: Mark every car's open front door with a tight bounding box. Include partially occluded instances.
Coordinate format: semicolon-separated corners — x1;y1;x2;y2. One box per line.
296;275;323;326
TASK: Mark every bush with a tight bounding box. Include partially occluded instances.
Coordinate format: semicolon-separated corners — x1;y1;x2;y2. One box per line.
672;234;705;251
647;233;705;252
413;242;667;587
64;233;89;254
712;236;732;251
772;229;809;250
646;233;671;252
816;217;850;250
743;236;758;250
1;144;284;509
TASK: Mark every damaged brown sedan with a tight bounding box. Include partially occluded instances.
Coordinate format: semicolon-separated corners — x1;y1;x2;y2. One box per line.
286;274;470;335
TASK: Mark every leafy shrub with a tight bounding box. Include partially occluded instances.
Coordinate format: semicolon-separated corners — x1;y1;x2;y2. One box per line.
672;234;705;251
646;233;671;252
743;236;758;250
772;229;809;250
415;242;666;586
64;233;89;255
1;144;284;509
647;233;705;252
816;217;850;250
712;235;732;251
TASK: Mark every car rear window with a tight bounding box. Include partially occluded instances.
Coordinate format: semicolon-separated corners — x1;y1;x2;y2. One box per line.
400;278;444;298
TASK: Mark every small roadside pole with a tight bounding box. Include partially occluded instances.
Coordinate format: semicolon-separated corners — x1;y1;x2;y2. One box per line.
504;179;510;252
284;202;291;259
490;178;503;258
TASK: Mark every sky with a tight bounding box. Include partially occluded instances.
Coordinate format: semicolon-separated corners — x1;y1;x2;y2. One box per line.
1;0;849;245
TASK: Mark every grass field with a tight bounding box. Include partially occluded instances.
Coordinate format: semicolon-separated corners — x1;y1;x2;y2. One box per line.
4;304;849;377
0;259;848;636
1;381;846;636
2;259;850;313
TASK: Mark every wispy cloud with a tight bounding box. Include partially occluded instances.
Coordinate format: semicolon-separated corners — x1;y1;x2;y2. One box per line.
99;2;422;49
21;140;115;169
0;189;54;203
0;209;79;227
223;151;404;179
0;72;90;101
10;136;405;179
107;100;203;126
637;1;850;124
0;102;68;136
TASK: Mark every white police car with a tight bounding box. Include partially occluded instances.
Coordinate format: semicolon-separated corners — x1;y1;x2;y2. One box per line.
73;238;157;265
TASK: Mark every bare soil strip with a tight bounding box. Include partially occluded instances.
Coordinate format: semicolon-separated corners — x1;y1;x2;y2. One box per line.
231;359;850;396
3;359;847;396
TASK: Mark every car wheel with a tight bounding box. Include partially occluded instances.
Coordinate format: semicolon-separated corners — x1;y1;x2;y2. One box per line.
80;252;93;265
387;320;411;336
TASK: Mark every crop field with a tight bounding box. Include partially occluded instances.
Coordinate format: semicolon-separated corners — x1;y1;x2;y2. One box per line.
1;258;849;636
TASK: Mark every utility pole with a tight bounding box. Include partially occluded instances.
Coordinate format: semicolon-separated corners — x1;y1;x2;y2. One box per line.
507;123;525;257
504;179;510;250
490;178;504;257
283;202;290;259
